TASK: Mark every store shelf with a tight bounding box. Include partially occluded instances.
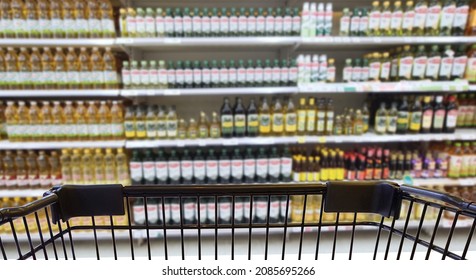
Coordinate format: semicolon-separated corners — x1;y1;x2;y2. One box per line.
121;87;298;97
0;189;47;198
299;80;470;93
116;36;299;51
125;129;476;148
0;140;125;150
469;84;476;92
0;89;120;98
0;38;116;48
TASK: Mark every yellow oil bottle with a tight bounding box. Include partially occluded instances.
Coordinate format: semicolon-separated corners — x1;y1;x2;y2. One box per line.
98;100;112;140
75;101;88;140
90;47;105;89
81;148;94;184
40;101;52;141
115;148;130;186
60;149;73;184
50;0;64;38
53;47;67;89
30;47;42;89
37;150;50;189
110;101;124;140
49;150;62;186
17;47;31;90
15;150;28;189
5;47;19;90
78;47;92;89
51;101;65;141
103;47;118;89
28;101;41;141
75;0;89;38
17;101;29;141
104;148;117;184
93;148;105;184
41;47;55;89
62;0;77;38
65;47;79;89
63;101;77;140
87;0;102;38
11;0;26;38
100;0;115;38
37;0;52;39
4;101;19;142
86;101;100;139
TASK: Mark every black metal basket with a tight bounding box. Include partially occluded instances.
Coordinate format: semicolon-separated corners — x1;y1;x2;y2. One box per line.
1;181;475;260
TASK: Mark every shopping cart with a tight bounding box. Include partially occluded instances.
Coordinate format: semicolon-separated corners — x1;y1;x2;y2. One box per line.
0;181;475;260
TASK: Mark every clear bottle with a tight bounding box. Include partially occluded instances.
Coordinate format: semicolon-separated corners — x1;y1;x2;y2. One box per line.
62;0;77;38
93;148;105;184
144;7;156;37
3;151;17;188
136;8;146;37
413;0;429;35
75;101;88;140
39;101;52;141
390;1;404;35
402;1;416;35
37;150;51;188
380;1;392;35
387;102;398;134
103;47;118;89
145;104;157;139
115;148;129;185
63;100;77;140
350;8;361;37
100;0;115;38
50;101;64;141
53;47;67;89
98;101;112;140
339;7;351;36
209;111;221;138
375;102;388;134
86;101;100;140
70;149;83;184
50;0;64;38
81;149;95;184
60;149;72;184
17;101;29;141
65;47;79;89
425;0;442;35
166;105;178;139
440;0;457;35
75;0;90;38
90;47;105;89
17;47;32;90
110;101;124;140
5;47;19;90
78;47;92;89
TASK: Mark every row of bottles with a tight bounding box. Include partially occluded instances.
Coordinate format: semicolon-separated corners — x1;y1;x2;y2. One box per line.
122;58;298;89
0;47;119;90
372;94;464;135
0;0;115;38
340;0;472;37
300;2;333;37
120;6;302;38
124;104;179;140
2;100;124;142
129;146;292;185
297;54;336;84
341;44;471;83
60;148;130;186
0;150;61;189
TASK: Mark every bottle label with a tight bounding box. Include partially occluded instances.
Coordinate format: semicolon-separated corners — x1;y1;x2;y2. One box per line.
39;19;52;33
445;109;458;128
369;62;381;80
175;69;184;85
259;114;271;133
219;68;229;84
285;112;297;132
133;204;146;225
265;16;274;33
390;11;403;29
201;16;211;34
181;160;193;180
129;162;143;182
272;67;281;82
168;161;180;181
449;155;462;177
146;120;157;138
165;16;174;33
131;69;141;85
183;201;195;222
422;110;433;129
410;112;422;131
234;114;246;133
339;16;350;34
380;11;391;29
244;159;256;178
174;17;183;33
231;159;243;179
183;16;192;33
201;69;210;84
220;16;229;33
433;109;445;129
228;68;237;84
184;69;193;85
280;157;292;177
440;5;456;28
453;5;469;28
111;123;124;137
155;16;165;34
425;5;442;28
193;160;206;180
156;120;167;137
236;68;246;83
193;69;202;84
343;67;353;82
288;66;298;83
211;68;220;84
379;62;390;80
412;56;428;78
272;113;284;132
451;56;468;78
317;111;326;132
359;16;369;33
221;115;233;130
402;11;415;30
247;16;256;33
143;161;155;182
219;160;231;180
247;68;256;83
104;71;117;83
247;113;259;132
426;56;441;78
229;16;238;33
206;160;218;180
238;16;247;33
413;6;428;29
306;111;316;131
256;159;268;178
218;200;231;222
167;120;177;137
149;69;158;85
439;57;454;78
283;15;293;32
352;67;361;82
211;16;220;33
376;116;387;133
88;124;100;137
101;19;115;33
292;15;301;33
350;16;360;32
399;56;414;79
369;11;381;31
135;16;146;34
192;16;201;33
268;158;280;178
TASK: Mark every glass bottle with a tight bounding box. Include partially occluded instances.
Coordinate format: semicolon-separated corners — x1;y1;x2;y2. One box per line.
247;98;259;137
409;97;423;134
375;102;388;134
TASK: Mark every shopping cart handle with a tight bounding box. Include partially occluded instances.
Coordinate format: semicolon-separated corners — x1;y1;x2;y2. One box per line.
47;184;125;224
324;181;402;219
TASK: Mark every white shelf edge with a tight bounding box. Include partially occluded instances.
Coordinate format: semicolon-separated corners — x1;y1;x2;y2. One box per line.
125;129;476;148
121;87;298;97
300;36;476;45
116;36;299;47
0;189;47;198
0;140;125;150
0;38;116;47
469;84;476;91
0;89;120;98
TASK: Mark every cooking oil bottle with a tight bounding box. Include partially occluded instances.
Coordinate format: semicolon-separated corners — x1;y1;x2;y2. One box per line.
75;0;89;38
62;0;76;38
90;47;105;89
166;105;178;139
93;148;105;184
11;0;26;38
30;47;42;89
53;47;67;89
135;105;147;139
60;149;73;184
271;97;284;136
87;0;102;38
98;101;112;140
75;101;88;140
65;47;79;89
17;47;31;89
0;49;6;89
80;148;94;184
40;101;52;141
28;101;41;141
100;0;115;38
86;101;100;139
3;151;16;188
5;47;19;90
49;151;62;186
78;47;92;89
119;8;127;37
25;0;39;38
50;0;64;38
103;47;118;89
15;150;28;189
41;47;55;89
51;101;65;141
37;150;50;188
63;101;76;140
156;105;167;139
115;148;129;185
17;101;29;141
110;101;124;140
104;148;117;184
26;150;40;189
72;149;86;186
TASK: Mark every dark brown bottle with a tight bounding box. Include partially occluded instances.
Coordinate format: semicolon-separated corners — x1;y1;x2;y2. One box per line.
421;96;434;133
432;96;446;133
444;95;458;133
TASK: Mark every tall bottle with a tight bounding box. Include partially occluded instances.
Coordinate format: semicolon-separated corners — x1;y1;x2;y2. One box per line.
284;97;297;136
78;47;92;89
440;0;457;35
86;101;100;140
63;100;77;140
390;1;404;35
375;102;388;134
221;97;233;138
425;0;442;35
306;97;316;134
110;101;124;140
259;97;271;136
17;47;31;90
51;101;65;141
369;1;382;36
426;45;441;80
246;98;259;137
409;97;423;134
432;95;446;132
380;1;392;35
444;95;458;133
75;0;90;38
90;47;105;89
271;97;284;136
103;47;118;89
166;105;178;139
402;1;416;35
421;96;435;133
413;0;429;35
452;0;469;35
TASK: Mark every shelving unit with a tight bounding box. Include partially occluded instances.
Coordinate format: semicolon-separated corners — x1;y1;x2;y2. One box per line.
0;90;121;98
0;39;116;48
0;140;125;150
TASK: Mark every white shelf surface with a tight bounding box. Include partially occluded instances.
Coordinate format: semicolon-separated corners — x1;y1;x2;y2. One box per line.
299;80;469;93
0;89;120;98
469;84;476;92
0;140;125;150
121;87;298;97
299;36;476;46
0;38;116;47
125;129;476;148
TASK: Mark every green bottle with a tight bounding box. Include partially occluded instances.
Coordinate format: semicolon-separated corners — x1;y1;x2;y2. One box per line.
266;8;275;36
211;8;219;37
202;60;210;88
193;60;202;88
272;59;281;86
264;59;272;87
175;60;184;88
237;59;246;87
220;60;228;88
167;61;175;89
246;59;255;87
221;97;234;138
229;59;237;87
234;97;247;137
239;7;247;36
184;60;193;88
412;45;428;80
211;60;220;88
425;0;442;36
256;8;265;36
183;7;192;37
350;8;361;36
247;98;259;136
174;8;183;37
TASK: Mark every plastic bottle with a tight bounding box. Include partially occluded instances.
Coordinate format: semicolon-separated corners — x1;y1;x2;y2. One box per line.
5;47;18;89
103;47;118;89
17;101;29;141
78;47;92;89
166;105;178;139
425;0;442;35
50;0;64;38
90;47;105;89
402;1;416;35
86;101;100;139
63;101;77;140
39;101;52;141
75;0;90;38
17;47;31;90
60;149;72;184
98;101;112;140
52;47;66;89
37;150;51;188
